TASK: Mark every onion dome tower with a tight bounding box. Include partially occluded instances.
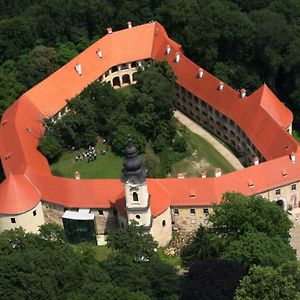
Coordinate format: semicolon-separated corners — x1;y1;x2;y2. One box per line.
121;139;151;228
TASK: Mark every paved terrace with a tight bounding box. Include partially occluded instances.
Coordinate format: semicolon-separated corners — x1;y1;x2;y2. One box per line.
174;110;244;170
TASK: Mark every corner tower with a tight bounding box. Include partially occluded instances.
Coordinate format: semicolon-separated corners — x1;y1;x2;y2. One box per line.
121;140;151;228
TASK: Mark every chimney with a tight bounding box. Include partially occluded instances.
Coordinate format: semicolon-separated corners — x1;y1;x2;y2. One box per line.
5;153;11;160
253;156;259;165
166;45;171;55
75;63;82;76
240;88;247;98
177;173;185;179
201;170;206;178
198;68;204;79
75;171;80;180
218;81;224;91
290;152;296;163
175;52;180;63
127;21;132;28
215;168;222;177
96;49;102;58
107;27;112;34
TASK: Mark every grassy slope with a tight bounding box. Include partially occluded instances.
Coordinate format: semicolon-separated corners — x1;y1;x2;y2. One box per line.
50;123;235;179
171;124;235;177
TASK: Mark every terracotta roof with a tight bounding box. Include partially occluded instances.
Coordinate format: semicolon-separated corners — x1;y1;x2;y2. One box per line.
151;24;296;161
25;22;156;117
0;175;41;214
0;22;298;217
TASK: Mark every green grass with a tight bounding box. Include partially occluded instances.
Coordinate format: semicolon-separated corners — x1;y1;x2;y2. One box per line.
50;140;123;179
157;248;181;267
170;123;235;177
50;121;235;179
72;243;115;261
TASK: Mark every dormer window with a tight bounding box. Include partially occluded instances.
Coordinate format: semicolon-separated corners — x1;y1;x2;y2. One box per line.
133;192;139;202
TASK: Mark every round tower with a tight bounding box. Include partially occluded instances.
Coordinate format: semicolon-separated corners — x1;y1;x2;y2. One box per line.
121;139;151;228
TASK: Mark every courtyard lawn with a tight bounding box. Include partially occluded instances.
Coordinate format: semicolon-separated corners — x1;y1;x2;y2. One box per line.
50;122;235;179
170;123;235;177
51;141;123;179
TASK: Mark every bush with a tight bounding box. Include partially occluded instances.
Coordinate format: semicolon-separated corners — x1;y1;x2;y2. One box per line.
173;136;187;153
38;135;63;163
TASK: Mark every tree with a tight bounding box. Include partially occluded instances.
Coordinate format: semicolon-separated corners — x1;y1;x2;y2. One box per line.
181;225;220;267
106;221;157;261
182;258;246;300
110;125;146;156
221;231;296;269
144;258;180;299
38;134;63;163
209;193;292;242
173;136;187;153
143;145;161;178
38;223;66;243
17;45;59;88
234;265;297;300
279;261;300;293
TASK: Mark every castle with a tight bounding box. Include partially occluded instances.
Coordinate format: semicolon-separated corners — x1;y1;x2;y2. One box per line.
0;21;299;246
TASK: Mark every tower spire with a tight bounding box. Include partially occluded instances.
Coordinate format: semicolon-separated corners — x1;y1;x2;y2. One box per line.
121;139;147;184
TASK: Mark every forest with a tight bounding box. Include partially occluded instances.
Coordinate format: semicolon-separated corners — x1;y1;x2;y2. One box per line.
1;0;300;127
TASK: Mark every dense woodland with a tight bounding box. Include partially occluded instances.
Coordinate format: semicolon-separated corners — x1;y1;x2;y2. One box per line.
1;0;300;127
0;193;299;299
2;1;300;299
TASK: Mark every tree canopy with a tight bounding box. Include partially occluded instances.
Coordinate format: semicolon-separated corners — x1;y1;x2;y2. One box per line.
0;224;179;299
106;221;158;262
182;258;246;300
234;265;298;300
209;192;292;242
181;192;298;299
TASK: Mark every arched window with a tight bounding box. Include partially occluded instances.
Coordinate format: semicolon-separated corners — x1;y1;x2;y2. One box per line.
112;76;121;87
136;215;140;219
122;74;131;85
133;192;139;202
162;220;166;227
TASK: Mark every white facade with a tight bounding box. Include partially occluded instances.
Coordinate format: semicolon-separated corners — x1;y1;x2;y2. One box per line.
0;201;45;234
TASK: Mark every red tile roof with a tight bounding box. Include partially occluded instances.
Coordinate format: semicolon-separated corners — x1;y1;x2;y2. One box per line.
0;22;298;217
0;175;41;214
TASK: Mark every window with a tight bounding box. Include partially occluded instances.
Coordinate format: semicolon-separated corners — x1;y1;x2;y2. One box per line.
112;66;118;73
174;208;179;216
203;208;209;215
10;218;16;224
190;208;196;215
275;189;281;195
33;210;37;217
162;220;166;227
136;215;140;219
292;184;297;191
98;210;104;215
121;223;124;228
133;192;139;202
113;209;117;216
